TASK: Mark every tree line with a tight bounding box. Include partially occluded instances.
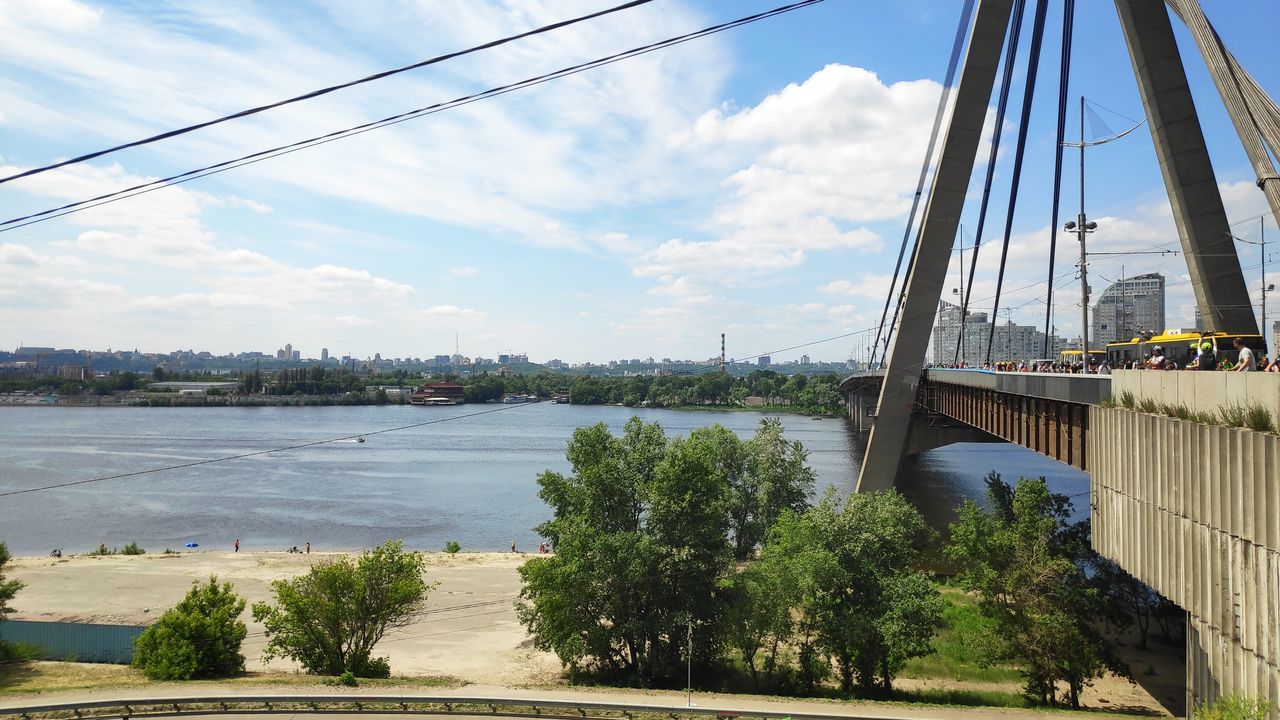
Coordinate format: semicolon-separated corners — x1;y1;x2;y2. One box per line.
516;420;1183;708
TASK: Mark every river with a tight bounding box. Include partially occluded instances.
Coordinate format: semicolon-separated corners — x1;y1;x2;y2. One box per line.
0;404;1087;555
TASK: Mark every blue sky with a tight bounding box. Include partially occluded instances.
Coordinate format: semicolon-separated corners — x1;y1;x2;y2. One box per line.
1;0;1277;363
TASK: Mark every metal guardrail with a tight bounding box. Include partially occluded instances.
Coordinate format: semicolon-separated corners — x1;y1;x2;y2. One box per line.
0;695;918;720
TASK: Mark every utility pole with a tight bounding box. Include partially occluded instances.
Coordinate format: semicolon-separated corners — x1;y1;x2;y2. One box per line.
1066;97;1098;373
958;224;966;364
720;333;726;373
1262;218;1268;348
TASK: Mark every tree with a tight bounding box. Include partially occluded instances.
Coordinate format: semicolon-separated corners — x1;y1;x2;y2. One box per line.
0;542;23;622
802;490;942;695
252;540;430;677
0;543;23;661
132;576;247;680
518;418;734;684
733;418;815;558
946;475;1126;708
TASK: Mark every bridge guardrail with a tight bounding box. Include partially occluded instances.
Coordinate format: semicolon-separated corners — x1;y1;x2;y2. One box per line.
0;694;922;720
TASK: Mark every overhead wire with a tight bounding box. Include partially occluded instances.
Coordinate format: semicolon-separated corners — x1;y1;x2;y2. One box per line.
868;0;976;369
985;0;1050;365
0;0;827;234
0;0;656;185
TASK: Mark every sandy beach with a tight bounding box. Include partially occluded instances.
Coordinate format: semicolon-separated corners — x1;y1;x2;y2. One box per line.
5;550;561;686
4;551;1179;716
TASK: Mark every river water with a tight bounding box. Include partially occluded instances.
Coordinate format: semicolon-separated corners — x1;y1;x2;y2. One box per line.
0;404;1087;555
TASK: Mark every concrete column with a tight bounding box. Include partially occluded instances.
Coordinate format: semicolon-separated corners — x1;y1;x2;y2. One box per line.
857;0;1016;492
1113;0;1258;334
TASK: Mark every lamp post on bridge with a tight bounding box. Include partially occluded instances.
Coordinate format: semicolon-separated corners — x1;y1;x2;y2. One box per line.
1228;219;1275;353
1065;98;1099;373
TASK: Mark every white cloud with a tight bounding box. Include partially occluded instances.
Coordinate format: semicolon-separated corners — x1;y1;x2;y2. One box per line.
421;304;488;321
448;266;479;277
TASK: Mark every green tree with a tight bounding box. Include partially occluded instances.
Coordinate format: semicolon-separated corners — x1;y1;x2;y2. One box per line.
0;542;23;622
804;490;942;695
735;418;815;558
252;540;430;677
132;576;247;680
518;418;733;684
0;543;24;661
946;475;1125;708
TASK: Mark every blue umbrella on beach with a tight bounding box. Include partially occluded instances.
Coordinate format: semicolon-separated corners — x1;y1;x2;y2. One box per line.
185;542;199;548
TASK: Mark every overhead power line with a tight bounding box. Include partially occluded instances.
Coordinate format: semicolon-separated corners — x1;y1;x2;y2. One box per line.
0;0;656;186
0;0;826;234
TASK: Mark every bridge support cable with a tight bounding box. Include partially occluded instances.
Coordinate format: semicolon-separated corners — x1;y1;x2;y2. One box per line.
1042;0;1075;357
985;0;1050;365
1164;1;1280;165
857;0;1017;492
1165;0;1280;232
868;0;976;369
951;0;1028;365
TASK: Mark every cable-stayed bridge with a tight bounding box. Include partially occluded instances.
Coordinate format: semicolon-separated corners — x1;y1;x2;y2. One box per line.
845;0;1280;714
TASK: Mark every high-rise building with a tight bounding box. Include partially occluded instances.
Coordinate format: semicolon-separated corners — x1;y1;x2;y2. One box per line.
285;343;292;358
932;301;1066;364
321;348;329;362
1272;320;1279;355
1091;273;1165;346
800;354;811;365
757;356;772;367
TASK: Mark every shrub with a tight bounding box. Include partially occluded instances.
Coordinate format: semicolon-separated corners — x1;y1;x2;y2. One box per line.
444;541;461;554
88;544;113;556
132;576;247;680
337;671;358;687
121;542;146;556
1218;405;1247;429
253;540;430;678
1194;695;1274;720
1241;405;1276;434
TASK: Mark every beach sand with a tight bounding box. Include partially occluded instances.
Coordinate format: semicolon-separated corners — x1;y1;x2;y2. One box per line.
6;550;561;686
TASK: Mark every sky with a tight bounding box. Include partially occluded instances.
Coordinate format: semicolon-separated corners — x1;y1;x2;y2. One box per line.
1;0;1277;364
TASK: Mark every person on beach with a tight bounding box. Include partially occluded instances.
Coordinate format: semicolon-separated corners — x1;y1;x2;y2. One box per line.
234;539;239;552
511;540;517;553
305;542;310;554
539;542;547;554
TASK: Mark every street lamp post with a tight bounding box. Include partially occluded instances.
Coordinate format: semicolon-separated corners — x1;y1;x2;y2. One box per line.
685;618;693;707
1066;98;1098;372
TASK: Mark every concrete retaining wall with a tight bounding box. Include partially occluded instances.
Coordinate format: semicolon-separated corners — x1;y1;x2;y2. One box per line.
1110;369;1280;421
1091;406;1280;715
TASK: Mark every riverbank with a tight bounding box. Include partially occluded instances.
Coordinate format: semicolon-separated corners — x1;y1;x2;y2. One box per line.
2;552;1176;715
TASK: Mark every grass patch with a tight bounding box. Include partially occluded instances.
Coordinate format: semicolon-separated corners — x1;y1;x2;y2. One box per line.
892;687;1029;708
899;585;1022;684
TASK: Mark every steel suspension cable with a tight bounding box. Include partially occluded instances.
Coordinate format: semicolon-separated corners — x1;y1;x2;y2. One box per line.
953;0;1027;365
1042;0;1075;356
867;0;975;369
0;0;656;185
986;0;1050;364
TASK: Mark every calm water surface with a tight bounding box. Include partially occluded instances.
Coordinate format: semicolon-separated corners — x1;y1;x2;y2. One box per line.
0;404;1086;555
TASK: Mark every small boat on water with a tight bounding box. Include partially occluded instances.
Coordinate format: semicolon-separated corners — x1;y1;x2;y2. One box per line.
501;394;539;404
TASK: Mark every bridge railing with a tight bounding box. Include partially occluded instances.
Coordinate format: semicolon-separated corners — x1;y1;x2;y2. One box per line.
0;694;919;720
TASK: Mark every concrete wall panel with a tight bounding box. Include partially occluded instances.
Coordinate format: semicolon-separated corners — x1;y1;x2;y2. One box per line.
1091;406;1279;715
